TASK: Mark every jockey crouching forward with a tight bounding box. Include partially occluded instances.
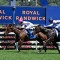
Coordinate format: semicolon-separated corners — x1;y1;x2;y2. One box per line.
17;17;34;38
44;19;60;38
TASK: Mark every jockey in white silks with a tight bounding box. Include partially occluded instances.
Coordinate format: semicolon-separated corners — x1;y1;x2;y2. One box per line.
17;17;34;33
44;19;60;37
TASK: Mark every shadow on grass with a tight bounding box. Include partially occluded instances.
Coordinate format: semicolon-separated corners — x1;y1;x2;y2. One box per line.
36;52;60;54
1;50;60;54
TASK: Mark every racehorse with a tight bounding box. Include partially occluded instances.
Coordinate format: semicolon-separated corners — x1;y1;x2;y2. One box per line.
33;25;60;53
4;24;29;51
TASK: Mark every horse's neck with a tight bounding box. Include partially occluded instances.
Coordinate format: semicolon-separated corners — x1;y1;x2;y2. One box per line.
35;26;40;33
11;28;20;34
40;27;47;33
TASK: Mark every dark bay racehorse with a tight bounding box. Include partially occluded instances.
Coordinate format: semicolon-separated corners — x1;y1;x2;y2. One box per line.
4;24;29;51
33;25;60;53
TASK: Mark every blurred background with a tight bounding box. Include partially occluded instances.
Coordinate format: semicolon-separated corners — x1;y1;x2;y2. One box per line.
0;0;60;6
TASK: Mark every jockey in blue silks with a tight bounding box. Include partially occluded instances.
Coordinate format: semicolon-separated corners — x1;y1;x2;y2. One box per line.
44;19;60;37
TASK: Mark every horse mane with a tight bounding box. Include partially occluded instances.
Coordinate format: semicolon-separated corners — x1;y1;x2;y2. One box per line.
36;25;47;34
39;25;54;34
34;26;41;33
7;24;20;34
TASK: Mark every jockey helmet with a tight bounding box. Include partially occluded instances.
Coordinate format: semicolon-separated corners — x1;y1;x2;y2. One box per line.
19;17;23;23
49;17;53;23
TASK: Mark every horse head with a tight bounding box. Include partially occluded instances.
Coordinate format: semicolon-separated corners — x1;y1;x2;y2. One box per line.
33;25;41;35
4;24;15;36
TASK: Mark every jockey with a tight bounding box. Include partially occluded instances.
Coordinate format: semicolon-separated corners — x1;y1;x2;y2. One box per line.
17;17;34;36
47;19;60;29
44;18;60;37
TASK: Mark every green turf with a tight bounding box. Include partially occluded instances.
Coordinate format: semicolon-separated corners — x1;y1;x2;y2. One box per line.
0;50;60;60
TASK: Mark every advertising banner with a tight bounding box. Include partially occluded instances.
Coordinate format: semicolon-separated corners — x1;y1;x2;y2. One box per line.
15;7;46;25
46;6;60;25
0;6;46;25
0;6;13;24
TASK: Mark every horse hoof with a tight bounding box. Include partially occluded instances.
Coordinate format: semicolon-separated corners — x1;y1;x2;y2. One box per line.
18;50;20;52
18;49;20;51
39;50;41;52
59;51;60;54
45;50;46;52
44;49;47;52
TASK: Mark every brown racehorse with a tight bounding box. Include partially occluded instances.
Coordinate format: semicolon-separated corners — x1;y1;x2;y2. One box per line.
4;24;29;51
33;25;60;53
33;25;48;52
35;32;48;52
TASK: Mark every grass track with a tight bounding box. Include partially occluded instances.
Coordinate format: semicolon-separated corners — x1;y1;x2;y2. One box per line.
0;50;60;60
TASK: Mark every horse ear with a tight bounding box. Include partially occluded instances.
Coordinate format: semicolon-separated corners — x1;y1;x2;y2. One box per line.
9;24;12;27
13;24;16;27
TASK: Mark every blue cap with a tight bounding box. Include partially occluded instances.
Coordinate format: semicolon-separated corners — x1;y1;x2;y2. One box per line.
49;17;53;23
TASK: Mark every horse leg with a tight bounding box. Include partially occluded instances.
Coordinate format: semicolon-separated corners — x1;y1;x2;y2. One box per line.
18;40;23;52
53;41;60;53
38;41;42;53
36;37;42;53
43;41;47;52
15;42;18;51
55;43;60;53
